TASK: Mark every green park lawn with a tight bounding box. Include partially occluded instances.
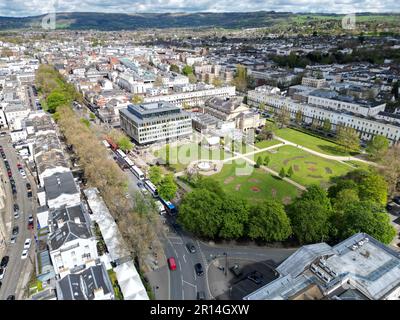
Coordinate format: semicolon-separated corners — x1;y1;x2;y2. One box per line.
255;145;352;188
209;160;300;204
255;139;281;149
153;143;232;172
274;127;352;156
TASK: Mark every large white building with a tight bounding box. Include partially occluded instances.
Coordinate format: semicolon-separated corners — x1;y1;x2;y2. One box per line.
120;101;192;144
144;85;236;108
244;233;400;300
248;85;400;143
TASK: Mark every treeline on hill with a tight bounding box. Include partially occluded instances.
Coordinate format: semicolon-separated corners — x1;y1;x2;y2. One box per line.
178;169;396;245
35;64;163;271
270;47;400;69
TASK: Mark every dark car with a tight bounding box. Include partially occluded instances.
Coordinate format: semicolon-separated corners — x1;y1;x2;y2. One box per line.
28;221;34;230
12;186;17;195
194;263;204;276
7;170;12;177
13;204;19;212
26;182;31;190
12;226;19;235
393;196;400;206
186;242;196;254
247;271;264;285
196;291;206;300
1;256;9;268
6;295;15;300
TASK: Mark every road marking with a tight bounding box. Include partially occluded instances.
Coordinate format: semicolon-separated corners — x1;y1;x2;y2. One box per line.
182;280;196;288
183;254;186;263
178;260;182;271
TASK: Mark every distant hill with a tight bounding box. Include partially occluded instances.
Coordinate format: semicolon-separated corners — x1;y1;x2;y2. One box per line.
0;11;399;31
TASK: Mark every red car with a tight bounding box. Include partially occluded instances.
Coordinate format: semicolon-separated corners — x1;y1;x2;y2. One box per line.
7;170;12;177
27;221;34;230
17;163;22;169
167;257;177;271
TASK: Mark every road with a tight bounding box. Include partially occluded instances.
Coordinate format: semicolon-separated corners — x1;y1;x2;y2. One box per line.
0;136;36;300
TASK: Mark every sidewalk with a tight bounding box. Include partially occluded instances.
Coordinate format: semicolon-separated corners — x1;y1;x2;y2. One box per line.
145;265;170;300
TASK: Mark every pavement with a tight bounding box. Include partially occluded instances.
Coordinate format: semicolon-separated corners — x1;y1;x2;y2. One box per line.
0;136;36;300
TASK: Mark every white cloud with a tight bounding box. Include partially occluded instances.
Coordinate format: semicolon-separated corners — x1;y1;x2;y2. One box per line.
0;0;398;17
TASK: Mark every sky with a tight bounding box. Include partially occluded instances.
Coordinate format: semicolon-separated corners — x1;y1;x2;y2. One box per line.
0;0;398;17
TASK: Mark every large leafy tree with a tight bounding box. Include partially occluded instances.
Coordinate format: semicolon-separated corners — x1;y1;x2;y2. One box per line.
366;135;389;161
337;201;396;244
158;174;178;200
336;126;359;153
46;90;69;113
358;173;388;205
247;200;292;242
149;165;163;186
117;136;133;152
218;195;249;239
287;185;332;244
177;188;224;238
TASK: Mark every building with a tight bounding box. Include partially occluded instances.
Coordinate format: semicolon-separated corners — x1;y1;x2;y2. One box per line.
41;172;81;209
203;96;264;131
244;233;400;300
144;86;236;108
248;85;400;143
301;77;327;88
120;101;192;145
48;204;98;278
55;263;114;300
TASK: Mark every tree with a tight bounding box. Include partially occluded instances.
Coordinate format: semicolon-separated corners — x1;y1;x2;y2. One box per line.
219;195;249;239
259;102;266;111
295;110;303;125
264;155;270;166
322;119;332;132
118;136;133;153
287;186;332;244
336;201;396;244
380;144;400;196
336;126;359;153
165;144;170;166
80;118;90;128
279;167;286;178
255;156;263;168
170;64;180;73
358;173;388;205
177;188;224;238
182;65;193;76
149;166;163;186
247;200;292;242
212;77;223;87
158;174;178;200
46;90;69;113
231;64;248;92
366;135;389;161
287;166;294;177
132;94;143;104
188;74;197;84
275;107;291;128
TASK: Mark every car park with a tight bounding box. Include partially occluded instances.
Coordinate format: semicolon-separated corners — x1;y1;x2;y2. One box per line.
1;256;9;268
194;263;204;276
24;238;32;249
21;249;28;260
186;242;196;253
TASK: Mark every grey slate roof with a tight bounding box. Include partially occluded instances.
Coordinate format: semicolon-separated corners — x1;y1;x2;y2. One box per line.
43;171;78;201
48;221;91;251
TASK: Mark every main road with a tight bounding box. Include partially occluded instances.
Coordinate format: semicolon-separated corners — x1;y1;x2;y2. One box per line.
0;136;36;300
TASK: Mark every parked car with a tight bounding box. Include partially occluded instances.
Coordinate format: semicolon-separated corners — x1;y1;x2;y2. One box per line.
7;170;12;177
21;249;28;260
12;226;19;236
14;211;19;219
28;214;33;223
13;204;19;212
10;235;17;244
23;239;31;250
186;242;196;254
197;291;206;300
393;196;400;206
0;256;9;268
0;267;4;280
167;257;177;271
27;221;34;230
195;263;204;276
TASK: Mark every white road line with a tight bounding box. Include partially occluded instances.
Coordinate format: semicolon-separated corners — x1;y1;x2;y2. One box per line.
182;280;197;288
183;254;187;263
178;260;182;271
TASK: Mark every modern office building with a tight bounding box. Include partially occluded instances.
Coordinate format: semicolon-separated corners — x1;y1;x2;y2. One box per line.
120;101;192;144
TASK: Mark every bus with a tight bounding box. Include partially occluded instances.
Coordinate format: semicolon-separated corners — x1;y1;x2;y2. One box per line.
160;198;177;216
131;165;145;180
124;157;135;168
144;179;158;197
105;137;118;151
116;149;127;159
102;140;111;148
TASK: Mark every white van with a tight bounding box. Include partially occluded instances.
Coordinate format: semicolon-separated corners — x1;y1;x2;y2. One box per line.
155;200;166;215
